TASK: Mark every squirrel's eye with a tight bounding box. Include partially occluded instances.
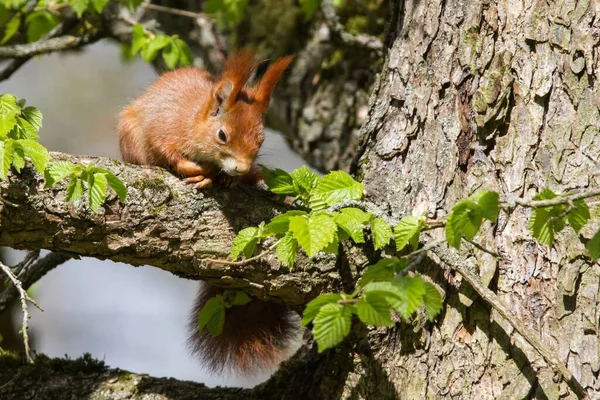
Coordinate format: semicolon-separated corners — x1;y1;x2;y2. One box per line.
218;129;227;143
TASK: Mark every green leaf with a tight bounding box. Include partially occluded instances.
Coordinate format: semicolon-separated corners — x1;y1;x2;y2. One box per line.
357;258;406;288
174;38;193;66
323;230;339;255
389;276;426;320
355;293;393;326
340;207;372;224
470;190;499;222
394;216;423;251
204;0;222;13
529;207;553;246
0;94;19;138
141;34;170;62
0;139;13;180
371;217;392;250
1;14;20;45
22;106;42;131
312;302;352;352
276;232;298;268
231;227;260;260
567;200;590;233
69;0;89;17
197;295;225;337
18;139;50;173
131;24;147;55
261;166;297;195
44;161;76;187
223;290;251;307
586;229;600;261
66;177;84;202
290;166;320;196
299;0;320;20
25;10;59;42
310;171;363;210
90;0;109;13
289;214;338;257
162;42;179;70
423;282;443;321
16;117;38;140
88;172;108;212
11;145;24;172
334;212;365;243
445;202;479;249
302;293;342;326
264;210;307;235
106;172;127;202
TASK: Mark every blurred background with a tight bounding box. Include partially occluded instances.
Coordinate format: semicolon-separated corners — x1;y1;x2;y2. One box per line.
0;40;307;388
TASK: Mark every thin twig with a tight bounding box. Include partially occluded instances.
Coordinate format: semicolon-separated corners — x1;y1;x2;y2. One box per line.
206;239;283;266
320;0;383;53
12;250;40;277
0;261;40;363
432;246;590;400
502;189;600;209
141;2;211;21
463;238;501;258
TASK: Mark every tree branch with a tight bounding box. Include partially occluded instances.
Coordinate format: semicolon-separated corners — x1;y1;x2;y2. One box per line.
0;153;339;307
0;34;102;59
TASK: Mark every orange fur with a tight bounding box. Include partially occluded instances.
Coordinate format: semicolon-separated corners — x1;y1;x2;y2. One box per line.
117;50;295;374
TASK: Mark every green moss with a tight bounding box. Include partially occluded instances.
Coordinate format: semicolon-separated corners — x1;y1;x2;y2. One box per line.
131;177;170;193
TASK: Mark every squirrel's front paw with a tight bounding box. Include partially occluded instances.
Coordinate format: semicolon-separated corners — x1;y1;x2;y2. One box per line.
184;175;213;189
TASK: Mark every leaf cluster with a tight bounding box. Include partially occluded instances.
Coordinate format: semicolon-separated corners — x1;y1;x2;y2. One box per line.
197;290;251;336
129;23;193;69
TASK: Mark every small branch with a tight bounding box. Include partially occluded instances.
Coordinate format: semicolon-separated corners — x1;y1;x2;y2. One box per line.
502;189;600;209
0;252;71;314
462;238;501;258
320;0;383;53
432;246;590;400
0;261;41;363
0;34;100;59
141;2;212;21
205;239;282;266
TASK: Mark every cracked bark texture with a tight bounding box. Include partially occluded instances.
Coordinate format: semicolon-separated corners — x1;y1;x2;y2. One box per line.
353;0;600;398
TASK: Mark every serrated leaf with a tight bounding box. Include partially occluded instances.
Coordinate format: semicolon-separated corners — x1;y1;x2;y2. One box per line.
323;230;339;255
44;161;76;187
290;166;320;196
394;216;424;251
276;232;298;268
162;42;179;70
131;24;147;55
340;207;372;224
264;210;307;235
69;0;89;17
446;202;480;249
11;145;24;172
356;293;393;326
0;94;19;138
289;214;337;257
231;227;260;260
22;107;42;131
25;10;59;42
142;34;170;62
423;282;443;321
334;213;365;243
312;303;352;352
470;190;499;222
0;139;13;180
18;139;50;173
197;295;225;337
567;200;590;233
106;172;127;202
261;166;297;195
66;177;84;202
223;290;251;307
529;207;553;246
389;276;426;320
91;0;109;13
587;229;600;261
310;171;363;210
16;117;38;140
174;38;193;66
302;293;342;326
358;258;405;288
371;217;392;250
88;172;108;212
1;14;20;45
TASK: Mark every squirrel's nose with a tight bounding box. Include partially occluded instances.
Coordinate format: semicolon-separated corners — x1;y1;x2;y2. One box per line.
235;164;250;174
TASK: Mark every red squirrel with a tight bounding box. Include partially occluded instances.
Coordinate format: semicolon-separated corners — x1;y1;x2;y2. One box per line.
118;50;296;374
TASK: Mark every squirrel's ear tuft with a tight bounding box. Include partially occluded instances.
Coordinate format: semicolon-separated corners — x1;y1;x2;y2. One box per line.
253;55;294;113
220;49;258;109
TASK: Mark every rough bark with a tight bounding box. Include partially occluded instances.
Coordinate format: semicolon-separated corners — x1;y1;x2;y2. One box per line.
0;152;338;307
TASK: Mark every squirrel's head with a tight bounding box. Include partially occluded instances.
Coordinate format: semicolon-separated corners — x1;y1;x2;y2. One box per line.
196;50;294;176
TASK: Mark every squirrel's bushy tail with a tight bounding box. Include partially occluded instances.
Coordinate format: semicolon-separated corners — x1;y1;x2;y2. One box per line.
187;282;298;375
